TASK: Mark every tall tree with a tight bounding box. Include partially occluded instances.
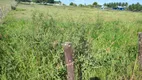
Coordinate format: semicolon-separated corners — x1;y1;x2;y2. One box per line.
70;2;74;6
136;2;141;11
122;2;125;6
126;2;128;6
92;2;98;6
129;3;142;11
104;3;107;6
69;2;77;6
118;2;121;6
47;0;54;3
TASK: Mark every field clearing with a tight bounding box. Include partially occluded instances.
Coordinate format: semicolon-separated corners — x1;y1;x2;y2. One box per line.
13;4;142;22
1;3;142;80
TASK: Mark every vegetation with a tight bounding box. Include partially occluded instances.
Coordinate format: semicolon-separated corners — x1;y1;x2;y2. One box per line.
92;2;101;8
92;2;98;6
69;2;77;6
104;2;142;12
15;0;31;2
128;3;142;11
78;4;84;7
1;1;142;80
104;2;128;8
15;0;54;3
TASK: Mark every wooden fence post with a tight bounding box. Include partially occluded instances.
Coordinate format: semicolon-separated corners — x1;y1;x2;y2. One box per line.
62;42;74;80
138;32;142;70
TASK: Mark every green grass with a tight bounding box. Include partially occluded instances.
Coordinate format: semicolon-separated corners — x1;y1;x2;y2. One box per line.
1;3;142;80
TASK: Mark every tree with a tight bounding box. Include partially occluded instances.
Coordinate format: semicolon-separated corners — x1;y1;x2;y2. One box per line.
104;2;129;8
122;2;125;6
15;0;32;3
112;2;117;8
15;0;21;3
116;2;119;6
74;3;77;6
118;2;122;6
47;0;54;3
128;3;142;11
15;0;54;3
92;2;98;6
70;2;74;6
126;2;128;6
69;2;77;6
79;4;84;7
104;3;107;6
136;2;141;11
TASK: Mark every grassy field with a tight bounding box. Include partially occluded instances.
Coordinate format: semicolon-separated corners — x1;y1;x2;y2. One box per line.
0;0;15;6
1;2;142;80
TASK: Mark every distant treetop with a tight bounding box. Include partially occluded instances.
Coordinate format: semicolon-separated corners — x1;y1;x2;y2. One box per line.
92;2;98;6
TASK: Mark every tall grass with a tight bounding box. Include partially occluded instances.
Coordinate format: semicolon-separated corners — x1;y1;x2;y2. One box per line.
0;5;142;80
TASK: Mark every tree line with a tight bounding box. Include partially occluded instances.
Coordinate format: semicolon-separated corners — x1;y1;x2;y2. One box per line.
104;2;128;8
15;0;54;3
128;3;142;11
104;2;142;11
70;2;100;8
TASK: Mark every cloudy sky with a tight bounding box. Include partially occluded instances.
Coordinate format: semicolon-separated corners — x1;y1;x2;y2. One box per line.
58;0;142;5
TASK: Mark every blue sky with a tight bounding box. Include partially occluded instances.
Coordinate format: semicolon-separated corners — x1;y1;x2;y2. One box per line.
58;0;142;5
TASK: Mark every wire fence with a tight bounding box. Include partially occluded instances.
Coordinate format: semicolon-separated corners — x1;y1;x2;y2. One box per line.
62;32;142;80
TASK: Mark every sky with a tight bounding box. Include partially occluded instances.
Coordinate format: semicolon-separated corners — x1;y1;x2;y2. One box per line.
58;0;142;5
